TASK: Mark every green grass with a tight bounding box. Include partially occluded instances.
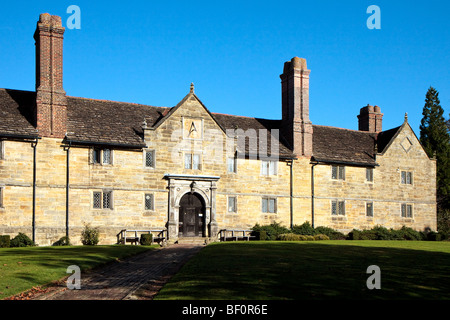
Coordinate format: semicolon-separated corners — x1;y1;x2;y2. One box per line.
0;245;156;299
155;241;450;300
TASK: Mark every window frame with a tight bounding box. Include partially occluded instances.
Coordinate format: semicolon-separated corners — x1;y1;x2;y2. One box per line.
91;148;113;165
93;190;113;210
184;153;201;170
331;199;345;216
331;165;345;180
401;203;413;218
262;197;277;213
366;201;374;217
227;196;237;213
227;156;237;173
144;149;156;169
144;193;155;211
0;187;3;208
366;168;374;182
0;140;4;160
102;148;112;165
261;160;278;176
401;171;413;185
102;190;113;209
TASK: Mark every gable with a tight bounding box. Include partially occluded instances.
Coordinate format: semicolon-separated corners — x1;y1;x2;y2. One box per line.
153;92;226;135
380;122;431;160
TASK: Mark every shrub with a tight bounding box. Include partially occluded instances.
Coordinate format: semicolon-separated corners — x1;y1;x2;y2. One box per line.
10;233;35;247
252;222;345;241
251;230;267;241
371;226;392;240
53;236;71;246
347;229;377;240
278;233;303;241
426;231;442;241
252;222;290;241
397;226;422;241
292;222;315;236
348;226;425;241
140;233;153;245
314;234;330;241
0;235;10;248
277;233;296;241
315;226;346;240
81;224;100;245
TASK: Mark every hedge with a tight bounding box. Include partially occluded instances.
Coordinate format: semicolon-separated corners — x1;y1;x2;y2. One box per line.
0;235;10;248
252;222;448;241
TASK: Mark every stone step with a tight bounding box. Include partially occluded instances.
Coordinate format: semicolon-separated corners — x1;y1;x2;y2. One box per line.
176;237;210;245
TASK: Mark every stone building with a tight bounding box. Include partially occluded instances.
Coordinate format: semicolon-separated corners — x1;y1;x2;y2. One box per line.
0;13;436;245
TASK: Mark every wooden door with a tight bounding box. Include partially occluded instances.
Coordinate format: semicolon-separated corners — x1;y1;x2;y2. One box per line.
179;193;204;237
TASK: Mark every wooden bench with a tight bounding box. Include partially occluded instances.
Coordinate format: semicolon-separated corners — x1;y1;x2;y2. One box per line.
117;229;167;245
219;229;256;242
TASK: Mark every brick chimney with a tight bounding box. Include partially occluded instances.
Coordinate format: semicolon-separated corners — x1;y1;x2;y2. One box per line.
358;104;383;133
34;13;67;138
280;57;313;157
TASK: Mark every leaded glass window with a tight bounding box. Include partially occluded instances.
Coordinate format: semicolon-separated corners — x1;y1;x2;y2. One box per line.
145;194;154;211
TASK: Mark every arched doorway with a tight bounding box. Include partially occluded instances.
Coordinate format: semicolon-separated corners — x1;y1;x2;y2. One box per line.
179;192;205;237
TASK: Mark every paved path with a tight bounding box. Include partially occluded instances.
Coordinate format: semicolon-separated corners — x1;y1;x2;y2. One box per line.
34;244;204;300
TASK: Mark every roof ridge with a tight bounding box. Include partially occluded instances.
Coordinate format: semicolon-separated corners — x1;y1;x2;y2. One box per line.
313;124;374;134
212;112;258;119
67;95;168;109
0;88;34;93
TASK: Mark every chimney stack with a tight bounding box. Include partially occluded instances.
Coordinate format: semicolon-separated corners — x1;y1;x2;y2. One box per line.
280;57;313;157
358;104;383;133
34;13;67;138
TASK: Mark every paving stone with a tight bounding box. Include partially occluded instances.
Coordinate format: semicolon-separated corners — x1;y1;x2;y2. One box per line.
35;244;204;300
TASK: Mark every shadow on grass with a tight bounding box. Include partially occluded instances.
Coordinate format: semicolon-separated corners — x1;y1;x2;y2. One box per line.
155;242;450;300
0;245;154;299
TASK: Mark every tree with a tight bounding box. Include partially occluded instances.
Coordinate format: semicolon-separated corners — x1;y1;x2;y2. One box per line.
419;87;450;216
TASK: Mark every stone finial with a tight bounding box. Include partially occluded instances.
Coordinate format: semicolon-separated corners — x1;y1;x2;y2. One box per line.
404;112;408;122
190;82;194;94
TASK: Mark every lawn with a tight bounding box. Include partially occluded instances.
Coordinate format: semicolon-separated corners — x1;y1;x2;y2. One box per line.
0;245;156;299
155;241;450;300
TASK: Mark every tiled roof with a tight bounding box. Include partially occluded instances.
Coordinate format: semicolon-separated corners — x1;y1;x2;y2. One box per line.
376;125;402;154
66;96;168;147
0;89;397;165
211;113;295;158
312;125;377;166
0;89;38;138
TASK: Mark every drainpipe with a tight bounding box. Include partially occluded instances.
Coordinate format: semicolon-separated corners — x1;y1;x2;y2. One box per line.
311;162;318;228
65;141;71;238
31;138;39;243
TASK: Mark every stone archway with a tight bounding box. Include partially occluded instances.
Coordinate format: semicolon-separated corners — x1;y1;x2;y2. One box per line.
165;174;220;242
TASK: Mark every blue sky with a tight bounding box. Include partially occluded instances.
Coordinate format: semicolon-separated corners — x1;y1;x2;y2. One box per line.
0;0;449;134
